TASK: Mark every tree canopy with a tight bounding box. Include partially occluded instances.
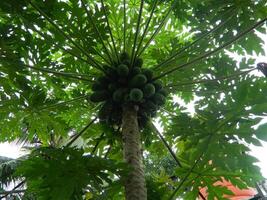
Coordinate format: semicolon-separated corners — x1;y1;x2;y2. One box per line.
0;0;267;199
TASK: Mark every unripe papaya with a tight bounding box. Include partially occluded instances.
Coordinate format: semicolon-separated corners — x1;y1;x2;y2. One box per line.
158;88;167;97
143;100;157;112
117;64;129;77
113;88;125;102
129;74;147;87
134;57;143;68
131;67;141;75
152;93;165;105
143;83;155;98
142;69;153;81
153;80;163;91
129;88;143;102
90;91;109;102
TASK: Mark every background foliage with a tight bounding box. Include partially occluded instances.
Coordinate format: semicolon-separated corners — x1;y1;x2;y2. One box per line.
0;0;267;199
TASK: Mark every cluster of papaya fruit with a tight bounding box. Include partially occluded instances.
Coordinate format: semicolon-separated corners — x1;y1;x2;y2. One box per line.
90;52;167;128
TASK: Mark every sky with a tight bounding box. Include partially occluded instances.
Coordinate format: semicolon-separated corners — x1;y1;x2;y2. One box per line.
0;28;267;179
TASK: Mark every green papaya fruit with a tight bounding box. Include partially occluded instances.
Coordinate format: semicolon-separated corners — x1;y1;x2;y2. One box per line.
143;83;155;98
158;88;167;97
113;88;126;102
143;100;157;112
152;93;165;105
129;74;147;87
142;69;153;81
117;64;129;77
131;67;141;75
129;88;143;102
153;80;163;91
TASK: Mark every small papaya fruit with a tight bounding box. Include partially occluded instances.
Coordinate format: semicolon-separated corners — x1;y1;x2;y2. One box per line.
142;69;153;81
153;80;163;91
143;83;155;98
158;88;167;97
143;100;157;112
117;64;129;77
130;74;147;87
152;93;166;105
129;88;143;102
113;88;126;102
131;67;141;75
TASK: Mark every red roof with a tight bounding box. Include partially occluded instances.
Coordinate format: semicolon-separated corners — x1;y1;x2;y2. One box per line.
199;179;256;199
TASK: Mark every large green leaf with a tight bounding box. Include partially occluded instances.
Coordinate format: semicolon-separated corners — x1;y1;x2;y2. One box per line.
0;0;266;199
255;123;267;141
15;147;127;200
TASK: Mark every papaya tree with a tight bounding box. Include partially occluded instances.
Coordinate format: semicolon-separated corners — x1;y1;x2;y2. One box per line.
0;0;267;199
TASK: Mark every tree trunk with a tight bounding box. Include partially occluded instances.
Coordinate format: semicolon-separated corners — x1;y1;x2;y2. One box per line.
122;104;147;200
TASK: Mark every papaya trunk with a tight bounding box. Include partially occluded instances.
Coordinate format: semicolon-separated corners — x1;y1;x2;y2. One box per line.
122;104;147;200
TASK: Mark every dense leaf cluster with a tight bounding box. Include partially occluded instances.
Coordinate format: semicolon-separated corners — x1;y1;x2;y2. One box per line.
15;147;127;200
0;0;267;199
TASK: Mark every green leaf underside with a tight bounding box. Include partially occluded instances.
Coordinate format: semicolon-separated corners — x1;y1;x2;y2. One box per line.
0;0;267;199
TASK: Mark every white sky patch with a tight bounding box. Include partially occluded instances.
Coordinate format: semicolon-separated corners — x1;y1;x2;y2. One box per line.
0;142;25;159
251;117;267;178
251;141;267;178
172;95;199;116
